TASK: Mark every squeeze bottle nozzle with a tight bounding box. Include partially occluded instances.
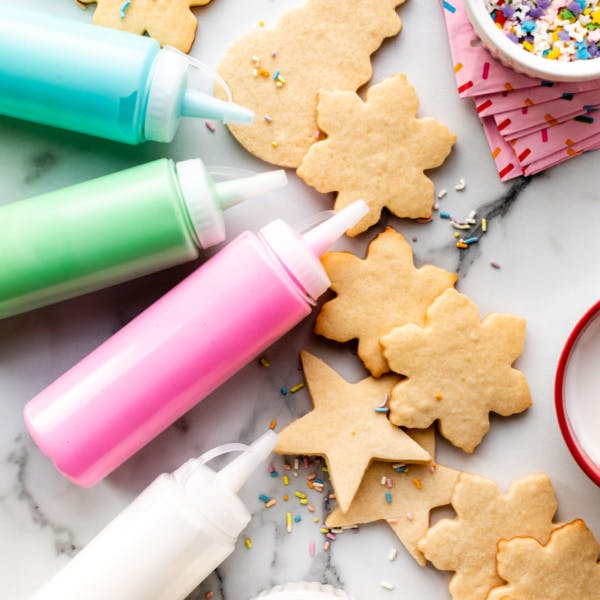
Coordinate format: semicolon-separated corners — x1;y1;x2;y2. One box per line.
214;170;288;210
301;200;369;257
216;430;278;492
182;89;254;125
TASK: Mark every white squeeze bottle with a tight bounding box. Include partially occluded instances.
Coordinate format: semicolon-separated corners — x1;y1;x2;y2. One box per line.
33;431;278;600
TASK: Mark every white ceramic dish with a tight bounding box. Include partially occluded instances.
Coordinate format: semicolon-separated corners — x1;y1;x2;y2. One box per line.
251;582;355;600
463;0;600;81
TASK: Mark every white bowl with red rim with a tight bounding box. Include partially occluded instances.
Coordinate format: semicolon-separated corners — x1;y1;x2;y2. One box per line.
555;299;600;486
463;0;600;81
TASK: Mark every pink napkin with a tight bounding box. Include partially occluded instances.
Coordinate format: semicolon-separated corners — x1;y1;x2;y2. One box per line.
441;0;600;179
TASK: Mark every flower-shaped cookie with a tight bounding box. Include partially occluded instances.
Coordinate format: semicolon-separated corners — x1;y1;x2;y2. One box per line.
418;473;559;600
488;520;600;600
315;228;456;377
297;74;456;235
326;428;460;565
275;351;430;513
79;0;211;52
381;288;531;452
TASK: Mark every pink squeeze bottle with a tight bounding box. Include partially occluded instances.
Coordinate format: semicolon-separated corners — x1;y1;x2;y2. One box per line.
24;201;369;486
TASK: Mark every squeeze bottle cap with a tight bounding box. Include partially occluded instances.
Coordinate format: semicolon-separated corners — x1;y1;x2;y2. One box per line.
145;48;253;143
259;200;369;302
173;431;278;539
176;160;287;249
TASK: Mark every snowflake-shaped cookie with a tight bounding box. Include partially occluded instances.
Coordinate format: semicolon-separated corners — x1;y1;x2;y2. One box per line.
418;472;559;600
79;0;211;52
381;288;531;452
297;74;456;236
488;520;600;600
315;228;456;377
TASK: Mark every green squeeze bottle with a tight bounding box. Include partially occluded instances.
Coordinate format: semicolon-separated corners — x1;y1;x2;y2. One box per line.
0;159;286;319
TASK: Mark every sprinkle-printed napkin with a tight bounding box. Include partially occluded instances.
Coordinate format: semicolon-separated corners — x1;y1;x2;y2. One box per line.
441;0;600;180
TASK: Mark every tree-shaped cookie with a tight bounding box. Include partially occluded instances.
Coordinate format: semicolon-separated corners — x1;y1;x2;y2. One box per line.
297;74;456;236
381;288;531;452
79;0;211;52
418;473;559;600
275;351;430;513
326;428;460;565
218;0;406;168
315;228;457;377
487;520;600;600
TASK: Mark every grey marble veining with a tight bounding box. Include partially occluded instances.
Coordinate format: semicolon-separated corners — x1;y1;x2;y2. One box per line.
1;0;600;599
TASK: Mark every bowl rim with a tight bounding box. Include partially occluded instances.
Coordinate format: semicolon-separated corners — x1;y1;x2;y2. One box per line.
463;0;600;82
555;299;600;487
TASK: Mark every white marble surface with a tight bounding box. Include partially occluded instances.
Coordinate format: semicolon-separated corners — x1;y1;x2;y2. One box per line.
1;0;600;598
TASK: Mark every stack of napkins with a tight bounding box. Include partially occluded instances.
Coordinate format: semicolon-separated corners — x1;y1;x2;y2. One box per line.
441;0;600;180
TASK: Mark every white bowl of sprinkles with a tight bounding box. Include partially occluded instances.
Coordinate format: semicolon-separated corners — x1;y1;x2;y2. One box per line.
463;0;600;81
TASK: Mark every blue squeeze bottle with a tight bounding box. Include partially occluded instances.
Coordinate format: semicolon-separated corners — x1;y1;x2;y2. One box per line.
0;7;253;144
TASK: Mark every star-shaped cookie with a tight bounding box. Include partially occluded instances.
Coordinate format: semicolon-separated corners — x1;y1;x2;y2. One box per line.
275;351;430;513
315;228;457;377
325;428;460;565
79;0;211;52
381;288;532;452
488;520;600;600
418;472;559;600
297;74;456;235
218;0;406;167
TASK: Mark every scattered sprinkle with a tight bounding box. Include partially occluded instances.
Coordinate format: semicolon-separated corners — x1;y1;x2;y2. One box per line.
290;382;305;393
393;464;407;473
286;512;292;533
205;121;216;133
437;188;448;199
326;532;337;541
412;477;423;490
385;491;392;504
259;356;271;367
283;494;289;501
374;406;390;413
463;236;479;245
294;515;302;523
264;114;273;123
259;494;270;503
269;419;277;430
482;218;488;232
259;20;265;27
119;0;131;19
388;547;398;561
205;592;214;600
283;475;289;486
380;581;395;591
265;499;277;508
308;505;316;512
440;211;451;219
295;491;307;499
309;542;315;556
271;140;279;148
280;387;288;395
455;178;466;191
490;260;501;269
314;516;320;522
245;537;252;549
323;541;331;551
386;477;393;489
406;512;414;521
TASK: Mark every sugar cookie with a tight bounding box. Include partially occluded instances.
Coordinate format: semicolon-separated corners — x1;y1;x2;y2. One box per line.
297;74;456;235
315;228;456;377
488;520;600;600
381;288;531;452
79;0;211;52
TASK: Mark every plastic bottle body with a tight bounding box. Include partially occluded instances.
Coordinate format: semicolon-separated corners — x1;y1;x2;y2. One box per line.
25;232;312;486
0;7;158;143
33;474;237;600
0;159;198;318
